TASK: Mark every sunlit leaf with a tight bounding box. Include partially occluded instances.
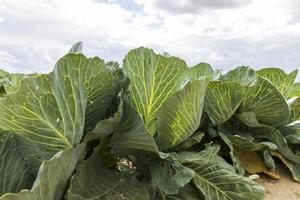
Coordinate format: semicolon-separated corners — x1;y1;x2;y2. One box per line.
257;68;298;98
157;79;208;149
204;81;244;125
123;47;188;135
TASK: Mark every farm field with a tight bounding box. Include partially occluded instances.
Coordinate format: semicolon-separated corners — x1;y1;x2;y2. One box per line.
257;162;300;200
0;43;299;200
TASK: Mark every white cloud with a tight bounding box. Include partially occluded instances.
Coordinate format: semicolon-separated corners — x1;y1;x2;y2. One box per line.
0;51;19;72
0;0;299;80
134;0;252;14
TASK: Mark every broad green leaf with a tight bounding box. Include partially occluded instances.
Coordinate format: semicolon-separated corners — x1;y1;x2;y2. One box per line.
83;56;121;131
69;41;82;53
123;47;188;135
84;98;123;143
257;68;298;98
111;102;159;155
189;63;216;80
173;132;204;151
218;132;245;175
149;157;194;195
0;144;85;200
289;82;300;97
0;54;117;154
156;79;208;149
288;97;300;121
189;157;265;200
229;135;277;151
0;132;47;196
67;147;149;200
177;144;220;163
240;77;290;127
204;81;244;125
218;121;278;151
220;66;257;87
166;184;204;200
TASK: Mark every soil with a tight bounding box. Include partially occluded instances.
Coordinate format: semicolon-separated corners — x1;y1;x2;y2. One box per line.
255;162;300;200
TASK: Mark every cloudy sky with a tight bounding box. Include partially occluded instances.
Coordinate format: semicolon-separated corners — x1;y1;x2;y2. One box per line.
0;0;299;79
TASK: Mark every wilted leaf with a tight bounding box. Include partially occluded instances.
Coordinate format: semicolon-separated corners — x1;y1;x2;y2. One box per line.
235;148;280;179
271;151;300;182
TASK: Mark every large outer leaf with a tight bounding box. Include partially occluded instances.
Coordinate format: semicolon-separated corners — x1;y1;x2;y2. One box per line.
189;157;265;200
257;68;298;98
156;79;208;150
149;157;194;195
111;102;159;155
0;145;85;200
0;54;116;154
67;147;149;200
0;132;47;196
68;42;121;130
123;47;188;135
220;66;257;87
166;183;204;200
204;81;244;125
240;77;290;127
83;57;120;130
177;145;220;164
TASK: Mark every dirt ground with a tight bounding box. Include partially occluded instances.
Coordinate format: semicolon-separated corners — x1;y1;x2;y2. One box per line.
256;162;300;200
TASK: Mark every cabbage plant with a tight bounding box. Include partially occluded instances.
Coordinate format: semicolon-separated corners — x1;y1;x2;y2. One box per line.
0;42;299;200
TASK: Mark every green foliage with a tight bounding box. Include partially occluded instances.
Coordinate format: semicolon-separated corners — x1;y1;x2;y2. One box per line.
0;43;299;200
